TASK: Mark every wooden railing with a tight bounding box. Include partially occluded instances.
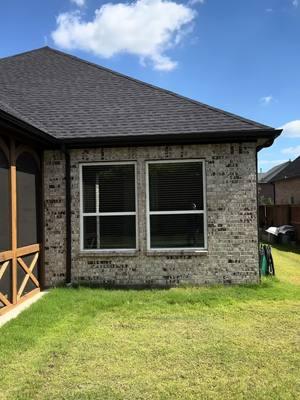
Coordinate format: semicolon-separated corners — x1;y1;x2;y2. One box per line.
0;244;40;315
0;135;41;316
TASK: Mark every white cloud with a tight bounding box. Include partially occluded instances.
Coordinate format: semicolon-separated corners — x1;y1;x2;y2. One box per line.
52;0;197;71
265;8;273;13
279;120;300;137
71;0;85;6
260;95;273;105
188;0;204;5
282;146;300;157
292;0;298;8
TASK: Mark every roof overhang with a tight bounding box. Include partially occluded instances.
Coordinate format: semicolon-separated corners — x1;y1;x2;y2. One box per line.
62;128;282;149
0;107;281;150
0;109;59;147
256;129;282;151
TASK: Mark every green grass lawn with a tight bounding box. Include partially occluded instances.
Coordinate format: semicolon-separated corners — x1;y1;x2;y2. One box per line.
0;246;299;400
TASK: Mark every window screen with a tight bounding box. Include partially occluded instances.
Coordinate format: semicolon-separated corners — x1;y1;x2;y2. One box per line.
147;161;206;249
0;149;10;252
81;163;136;250
16;152;40;248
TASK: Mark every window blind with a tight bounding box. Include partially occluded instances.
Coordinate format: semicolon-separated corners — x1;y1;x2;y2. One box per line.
148;161;206;249
81;163;136;250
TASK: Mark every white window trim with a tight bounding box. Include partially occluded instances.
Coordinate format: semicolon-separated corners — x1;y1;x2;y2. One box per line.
80;161;138;252
146;159;207;252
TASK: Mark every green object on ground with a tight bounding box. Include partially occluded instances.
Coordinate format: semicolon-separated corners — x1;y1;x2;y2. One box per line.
261;253;268;275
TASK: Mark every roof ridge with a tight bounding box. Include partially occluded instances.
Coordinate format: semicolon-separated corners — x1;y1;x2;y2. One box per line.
0;46;49;62
260;161;291;182
270;158;300;182
44;46;273;131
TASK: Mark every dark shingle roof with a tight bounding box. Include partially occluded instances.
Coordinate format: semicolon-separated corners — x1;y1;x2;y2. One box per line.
258;161;291;183
0;47;277;142
272;156;300;181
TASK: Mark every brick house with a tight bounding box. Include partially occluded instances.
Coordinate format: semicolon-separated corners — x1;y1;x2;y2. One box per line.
272;156;300;205
258;157;300;205
258;161;290;205
0;47;281;314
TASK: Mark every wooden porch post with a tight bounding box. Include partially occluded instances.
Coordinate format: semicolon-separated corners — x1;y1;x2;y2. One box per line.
10;138;17;304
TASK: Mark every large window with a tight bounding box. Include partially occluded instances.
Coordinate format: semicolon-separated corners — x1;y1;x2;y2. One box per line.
80;162;137;251
147;160;206;250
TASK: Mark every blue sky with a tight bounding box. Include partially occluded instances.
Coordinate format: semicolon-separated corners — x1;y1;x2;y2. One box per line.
1;0;299;171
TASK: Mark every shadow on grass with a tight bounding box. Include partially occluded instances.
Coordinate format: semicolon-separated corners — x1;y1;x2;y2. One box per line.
65;274;299;309
270;243;300;255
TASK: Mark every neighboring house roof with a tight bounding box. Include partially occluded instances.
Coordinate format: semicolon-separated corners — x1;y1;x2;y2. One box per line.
258;172;266;181
258;161;291;183
272;156;300;181
0;47;280;145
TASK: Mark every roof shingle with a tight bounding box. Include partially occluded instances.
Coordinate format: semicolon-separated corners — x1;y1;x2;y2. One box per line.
0;47;276;142
272;156;300;181
258;161;291;183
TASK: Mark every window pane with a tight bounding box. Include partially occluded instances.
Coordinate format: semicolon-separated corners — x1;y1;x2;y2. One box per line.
149;162;203;211
150;214;204;248
17;152;39;247
82;164;135;213
83;216;98;249
0;149;10;252
83;216;136;249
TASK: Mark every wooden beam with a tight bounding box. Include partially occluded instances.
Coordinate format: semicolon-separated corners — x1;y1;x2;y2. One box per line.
0;136;43;315
10;138;17;305
0;260;10;280
0;250;13;263
0;287;40;316
17;253;40;300
16;244;40;258
0;292;11;307
0;302;15;315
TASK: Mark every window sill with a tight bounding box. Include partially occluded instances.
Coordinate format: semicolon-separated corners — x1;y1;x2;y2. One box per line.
146;250;208;256
77;250;139;258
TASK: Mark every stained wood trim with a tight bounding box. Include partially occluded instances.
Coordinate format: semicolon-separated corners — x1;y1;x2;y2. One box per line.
0;287;40;316
0;136;43;315
17;253;40;291
0;292;11;307
39;150;45;290
16;244;40;257
15;145;40;169
10;138;17;304
0;245;40;263
0;250;13;263
0;260;10;280
0;302;15;315
17;255;39;300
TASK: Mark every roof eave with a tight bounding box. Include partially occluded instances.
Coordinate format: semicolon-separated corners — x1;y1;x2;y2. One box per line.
0;109;59;146
256;129;282;152
61;128;281;148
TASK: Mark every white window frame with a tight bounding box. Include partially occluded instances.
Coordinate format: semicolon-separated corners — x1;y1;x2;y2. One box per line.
80;161;138;252
146;159;207;252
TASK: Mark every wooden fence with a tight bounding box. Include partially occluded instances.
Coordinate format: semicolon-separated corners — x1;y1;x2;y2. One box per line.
259;205;300;242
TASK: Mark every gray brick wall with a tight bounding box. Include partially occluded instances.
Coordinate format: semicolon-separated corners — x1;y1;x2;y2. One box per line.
43;150;66;286
44;142;259;287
